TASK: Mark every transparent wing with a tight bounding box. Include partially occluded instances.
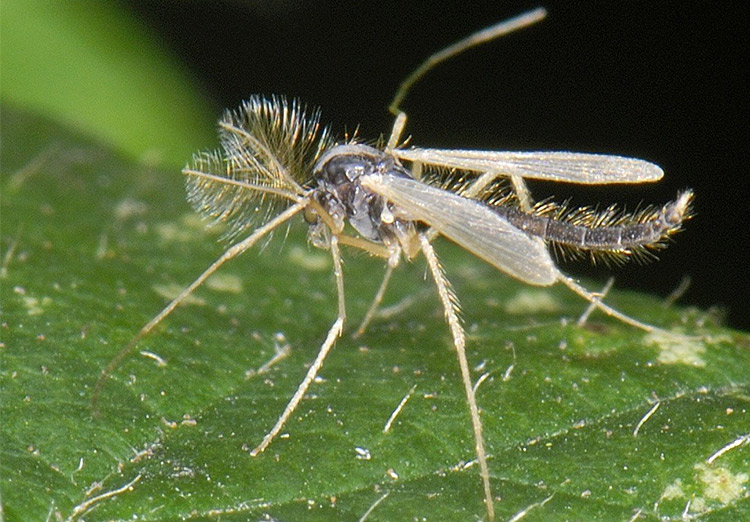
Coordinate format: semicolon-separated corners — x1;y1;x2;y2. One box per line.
361;174;559;285
393;148;663;184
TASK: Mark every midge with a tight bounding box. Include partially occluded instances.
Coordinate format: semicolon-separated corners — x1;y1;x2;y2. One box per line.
94;8;693;520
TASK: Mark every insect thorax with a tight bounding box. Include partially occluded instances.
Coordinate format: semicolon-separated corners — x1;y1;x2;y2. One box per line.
309;144;415;247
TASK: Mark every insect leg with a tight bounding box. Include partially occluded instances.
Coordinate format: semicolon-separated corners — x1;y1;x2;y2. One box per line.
353;263;395;338
334;234;401;338
387;112;408;151
419;234;495;521
336;233;391;258
92;202;306;413
250;234;346;456
461;170;534;212
577;277;614;327
559;273;661;333
411;160;423;181
388;8;547;116
509;173;533;211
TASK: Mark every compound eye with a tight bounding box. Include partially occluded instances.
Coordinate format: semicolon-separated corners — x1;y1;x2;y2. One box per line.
321;160;349;185
319;155;375;184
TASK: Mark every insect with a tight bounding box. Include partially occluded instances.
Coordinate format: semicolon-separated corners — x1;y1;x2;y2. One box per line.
94;8;693;520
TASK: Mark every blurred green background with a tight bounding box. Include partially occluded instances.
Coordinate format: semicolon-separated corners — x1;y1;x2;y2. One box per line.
2;0;216;168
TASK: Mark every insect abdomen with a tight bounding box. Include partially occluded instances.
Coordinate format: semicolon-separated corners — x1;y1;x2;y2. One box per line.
494;190;694;262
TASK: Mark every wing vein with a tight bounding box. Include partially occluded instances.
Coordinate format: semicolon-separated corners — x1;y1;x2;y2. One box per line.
393;148;664;184
362;174;558;285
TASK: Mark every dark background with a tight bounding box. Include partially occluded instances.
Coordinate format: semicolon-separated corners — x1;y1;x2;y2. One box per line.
120;1;748;330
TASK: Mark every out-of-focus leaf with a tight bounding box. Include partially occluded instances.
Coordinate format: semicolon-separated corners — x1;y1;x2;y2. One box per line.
1;107;748;521
1;0;215;167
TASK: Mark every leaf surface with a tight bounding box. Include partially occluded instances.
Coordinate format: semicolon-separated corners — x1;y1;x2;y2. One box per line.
2;108;749;521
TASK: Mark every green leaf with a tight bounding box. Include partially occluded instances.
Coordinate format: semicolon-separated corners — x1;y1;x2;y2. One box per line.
1;0;216;168
2;107;749;521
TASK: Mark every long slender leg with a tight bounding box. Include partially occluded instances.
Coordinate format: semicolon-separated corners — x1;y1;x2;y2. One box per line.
464;171;534;211
388;8;548;115
353;264;395;338
335;234;399;338
419;234;495;521
92;202;306;412
560;274;702;344
387;112;407;151
509;173;533;212
559;274;659;333
577;277;614;327
250;234;347;456
336;233;391;259
462;171;498;199
411;160;423;181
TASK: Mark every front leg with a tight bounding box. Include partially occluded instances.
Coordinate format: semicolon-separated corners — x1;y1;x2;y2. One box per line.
250;234;347;456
